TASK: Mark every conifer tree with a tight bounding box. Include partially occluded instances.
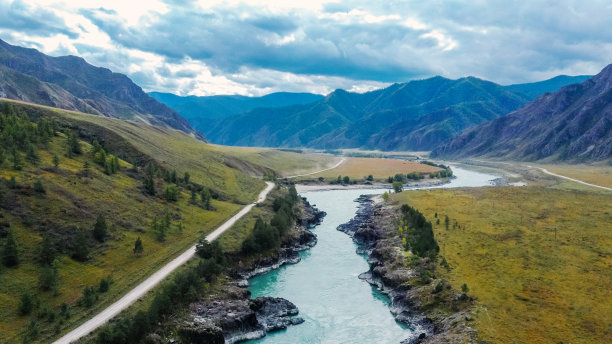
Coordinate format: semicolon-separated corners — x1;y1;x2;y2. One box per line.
2;229;19;267
133;236;143;255
93;214;107;242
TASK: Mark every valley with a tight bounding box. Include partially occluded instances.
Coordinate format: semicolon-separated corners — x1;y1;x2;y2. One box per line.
0;8;610;344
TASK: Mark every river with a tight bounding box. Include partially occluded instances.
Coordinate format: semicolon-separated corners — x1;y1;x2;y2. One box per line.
247;167;497;344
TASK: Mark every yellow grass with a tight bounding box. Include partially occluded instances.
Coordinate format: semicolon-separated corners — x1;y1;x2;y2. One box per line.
302;157;440;180
538;164;612;188
391;187;612;344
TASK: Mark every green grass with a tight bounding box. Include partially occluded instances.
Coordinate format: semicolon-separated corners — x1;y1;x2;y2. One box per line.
390;186;612;344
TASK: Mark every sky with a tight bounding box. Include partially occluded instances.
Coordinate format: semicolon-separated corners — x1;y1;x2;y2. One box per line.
0;0;610;96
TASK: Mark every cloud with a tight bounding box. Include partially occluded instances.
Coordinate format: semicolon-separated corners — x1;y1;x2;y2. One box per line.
0;0;610;95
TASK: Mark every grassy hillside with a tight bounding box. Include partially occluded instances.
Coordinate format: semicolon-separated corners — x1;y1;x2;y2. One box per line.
0;99;330;343
390;186;612;343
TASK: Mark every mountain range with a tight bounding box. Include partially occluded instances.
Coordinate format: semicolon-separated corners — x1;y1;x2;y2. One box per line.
188;75;586;150
431;64;612;162
149;91;323;133
0;38;202;139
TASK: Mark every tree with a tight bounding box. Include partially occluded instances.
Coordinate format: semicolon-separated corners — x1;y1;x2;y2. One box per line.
72;230;89;261
143;176;155;195
133;236;143;255
163;184;180;202
2;229;19;267
366;174;374;181
98;277;110;293
38;235;56;265
33;179;45;194
53;154;60;168
392;181;403;193
200;188;211;209
93;214;107;242
445;215;450;230
461;283;469;294
26;142;40;164
18;292;34;316
65;129;82;157
39;259;60;293
183;171;190;184
382;192;390;202
81;286;97;308
10;147;24;170
343;176;350;184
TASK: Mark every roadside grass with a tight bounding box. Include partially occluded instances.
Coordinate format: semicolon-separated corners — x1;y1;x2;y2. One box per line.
296;157;441;182
537;164;612;188
390;186;612;344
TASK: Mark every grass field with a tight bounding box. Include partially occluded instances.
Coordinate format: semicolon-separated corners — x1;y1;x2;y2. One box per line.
537;164;612;188
297;157;441;181
391;186;612;344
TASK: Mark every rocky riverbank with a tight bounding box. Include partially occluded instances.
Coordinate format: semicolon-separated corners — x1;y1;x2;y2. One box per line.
176;197;325;343
337;195;476;344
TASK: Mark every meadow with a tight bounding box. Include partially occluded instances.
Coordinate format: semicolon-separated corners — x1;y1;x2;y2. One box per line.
391;186;612;344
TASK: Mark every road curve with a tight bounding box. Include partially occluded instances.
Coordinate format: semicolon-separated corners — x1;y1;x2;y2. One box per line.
533;166;612;191
54;181;275;344
284;157;346;179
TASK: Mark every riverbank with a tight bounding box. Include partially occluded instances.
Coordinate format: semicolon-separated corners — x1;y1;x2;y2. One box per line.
295;178;450;193
172;197;326;343
337;195;476;344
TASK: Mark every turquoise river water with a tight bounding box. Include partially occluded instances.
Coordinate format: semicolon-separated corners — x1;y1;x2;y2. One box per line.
248;167;497;344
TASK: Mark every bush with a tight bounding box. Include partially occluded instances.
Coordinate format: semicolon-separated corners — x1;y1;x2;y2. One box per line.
18;292;34;315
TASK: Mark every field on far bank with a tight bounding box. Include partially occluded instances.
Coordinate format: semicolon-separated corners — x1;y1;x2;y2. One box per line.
536;164;612;189
297;157;441;181
390;186;612;344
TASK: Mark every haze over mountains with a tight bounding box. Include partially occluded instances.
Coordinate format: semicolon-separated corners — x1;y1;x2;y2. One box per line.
432;64;612;162
178;75;588;151
0;39;202;139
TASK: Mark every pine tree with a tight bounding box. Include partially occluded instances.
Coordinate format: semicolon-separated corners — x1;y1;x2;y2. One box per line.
39;259;60;293
2;229;19;267
38;235;56;265
143;176;155;195
72;230;89;261
10;147;24;170
133;236;143;255
52;154;60;168
93;214;107;242
183;171;190;184
200;189;211;209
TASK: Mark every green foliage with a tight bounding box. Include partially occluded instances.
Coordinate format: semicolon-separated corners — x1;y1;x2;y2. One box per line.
406;172;425;180
241;218;280;254
2;228;19;267
143;176;156;195
200;188;211;209
392;181;403;193
399;204;439;257
133;236;143;255
343;175;350;184
38;235;56;265
461;283;469;294
80;285;98;308
65;129;82;157
382;191;390;201
52;154;59;168
393;173;406;183
39;259;60;293
366;174;374;181
72;230;89;262
93;214;108;242
18;292;34;316
195;239;226;266
33;179;45;194
162;184;180;202
183;171;190;184
99;277;110;293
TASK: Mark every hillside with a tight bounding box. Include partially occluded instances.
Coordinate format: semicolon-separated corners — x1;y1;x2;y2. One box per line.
0;99;333;342
0;39;201;139
505;75;592;100
432;64;612;162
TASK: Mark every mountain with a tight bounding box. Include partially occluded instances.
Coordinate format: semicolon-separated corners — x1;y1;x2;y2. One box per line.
431;64;612;162
0;38;202;139
203;76;531;150
506;75;592;100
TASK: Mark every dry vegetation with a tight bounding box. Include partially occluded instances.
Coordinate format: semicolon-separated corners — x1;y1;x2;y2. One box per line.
299;157;440;181
391;186;612;344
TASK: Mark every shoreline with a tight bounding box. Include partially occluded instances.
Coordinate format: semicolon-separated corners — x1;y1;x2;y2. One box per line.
336;195;476;344
295;178;450;193
175;197;326;343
